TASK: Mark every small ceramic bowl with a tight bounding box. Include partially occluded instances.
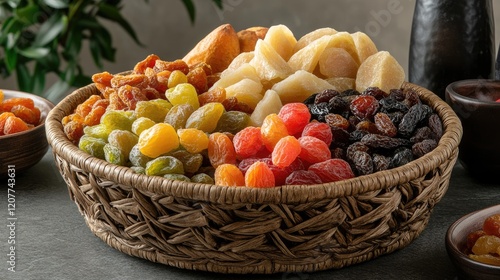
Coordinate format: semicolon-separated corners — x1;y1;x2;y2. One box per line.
0;89;54;177
445;204;500;280
445;79;500;182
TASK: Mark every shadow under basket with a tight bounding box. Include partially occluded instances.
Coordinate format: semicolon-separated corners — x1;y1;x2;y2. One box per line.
46;82;462;274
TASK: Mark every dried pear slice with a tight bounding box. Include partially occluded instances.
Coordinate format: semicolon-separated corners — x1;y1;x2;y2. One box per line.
250;89;283;126
325;32;361;65
263;24;297;61
250;39;293;82
273;70;333;104
288;35;332;73
225;78;263;109
351;31;378;63
319;47;359;79
355;51;405;93
294;27;338;53
212;63;260;89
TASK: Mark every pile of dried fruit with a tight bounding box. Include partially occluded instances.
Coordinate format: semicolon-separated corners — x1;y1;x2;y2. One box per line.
62;24;442;187
0;90;41;135
466;213;500;265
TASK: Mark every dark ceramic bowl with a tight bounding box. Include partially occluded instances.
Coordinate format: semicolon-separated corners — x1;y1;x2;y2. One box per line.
445;204;500;280
0;90;54;177
445;79;500;182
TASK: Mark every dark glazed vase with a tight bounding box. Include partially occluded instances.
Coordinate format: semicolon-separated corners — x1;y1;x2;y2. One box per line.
409;0;495;99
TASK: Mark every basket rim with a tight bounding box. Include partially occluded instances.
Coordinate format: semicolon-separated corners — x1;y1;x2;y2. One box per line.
45;82;462;204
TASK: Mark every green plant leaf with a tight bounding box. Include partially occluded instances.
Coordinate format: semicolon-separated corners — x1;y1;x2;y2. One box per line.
89;39;102;69
4;0;21;9
43;0;69;9
6;32;19;49
15;63;32;92
181;0;195;24
33;13;68;47
14;3;39;24
91;26;115;62
4;46;17;72
96;2;143;46
32;63;46;95
17;46;50;59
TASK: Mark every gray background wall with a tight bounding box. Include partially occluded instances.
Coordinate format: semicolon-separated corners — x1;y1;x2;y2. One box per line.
5;0;500;101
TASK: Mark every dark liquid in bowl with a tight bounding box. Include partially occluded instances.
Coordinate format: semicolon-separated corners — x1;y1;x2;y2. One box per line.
454;83;500;103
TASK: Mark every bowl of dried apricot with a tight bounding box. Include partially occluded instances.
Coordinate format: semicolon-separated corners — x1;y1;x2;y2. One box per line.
0;89;54;177
46;24;462;273
446;204;500;280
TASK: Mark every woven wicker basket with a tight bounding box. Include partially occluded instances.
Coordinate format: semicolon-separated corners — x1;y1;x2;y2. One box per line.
46;82;462;274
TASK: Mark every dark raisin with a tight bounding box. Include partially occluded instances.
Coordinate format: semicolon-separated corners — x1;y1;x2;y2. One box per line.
325;113;350;130
379;97;409;113
303;93;318;105
361;134;410;149
330;126;350;148
410;126;433;143
356;120;380;134
327;96;349;114
373;154;391;171
374;112;397;137
398;103;431;138
308;102;330;122
389;88;405;101
349;129;368;142
387;111;405;125
340;89;361;97
352;151;373;175
346;142;370;162
390;147;414;167
412;139;438;158
403;89;421;107
363;86;388;100
315;89;340;104
331;147;345;159
428;113;443;140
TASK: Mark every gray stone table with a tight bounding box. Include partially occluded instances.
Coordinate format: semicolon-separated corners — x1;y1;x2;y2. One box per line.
1;149;499;280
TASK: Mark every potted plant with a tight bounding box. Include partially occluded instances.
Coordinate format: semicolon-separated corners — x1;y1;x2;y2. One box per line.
0;0;223;101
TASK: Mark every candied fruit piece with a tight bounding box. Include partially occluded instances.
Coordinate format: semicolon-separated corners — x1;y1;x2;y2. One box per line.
469;254;500;266
108;130;138;158
117;84;148;110
1;97;35;111
191;173;215;184
133;54;160;74
154;59;189;75
135;100;171;123
215;111;250;134
250;89;283;127
64;120;84;143
111;74;147;89
278;103;311;136
208;132;237;168
309;158;355;183
164;174;191;182
198;87;227;106
0;112;15;135
168;70;188;88
285;170;322;185
145;156;184;176
301;122;333;146
101;110;135;131
298;136;331;164
104;144;127;166
185;102;225;133
83;124;110;140
138;123;179;158
233;127;264;159
79;135;106;159
467;230;486;252
177;128;209;154
350;95;379;120
187;66;208;94
483;214;500;238
215;164;245;187
129;144;152;168
472;235;500;256
245;161;275;188
325;113;349;130
3;116;29;135
131;117;155;136
374;112;397;137
169;150;204;174
261;113;289;151
355;51;405;93
11;104;41;125
272;136;301;168
165;83;200;110
164;104;195;130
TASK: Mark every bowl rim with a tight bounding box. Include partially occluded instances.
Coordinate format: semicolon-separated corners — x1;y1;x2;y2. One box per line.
45;81;463;204
445;204;500;270
446;79;500;106
0;89;55;140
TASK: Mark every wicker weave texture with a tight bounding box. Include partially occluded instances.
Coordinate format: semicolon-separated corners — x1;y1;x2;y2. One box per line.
46;82;462;274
